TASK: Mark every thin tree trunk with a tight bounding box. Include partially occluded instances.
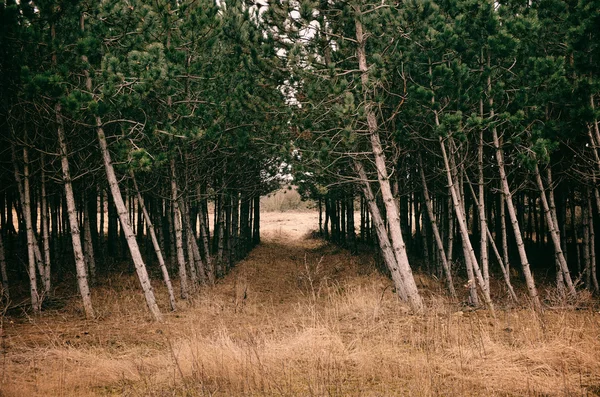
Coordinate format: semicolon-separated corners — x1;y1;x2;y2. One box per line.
40;154;51;292
131;172;177;311
440;136;491;310
491;126;541;311
231;192;239;260
588;192;598;292
170;159;189;300
447;193;454;266
182;199;204;284
253;195;260;246
94;117;162;320
499;192;510;278
346;195;356;253
198;186;214;283
533;164;576;296
465;174;519;302
55;108;97;318
13;144;41;313
582;197;591;288
83;203;96;286
418;156;456;298
216;192;225;275
478;128;489;291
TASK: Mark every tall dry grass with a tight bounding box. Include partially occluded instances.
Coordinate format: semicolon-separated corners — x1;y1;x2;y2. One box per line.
1;212;599;396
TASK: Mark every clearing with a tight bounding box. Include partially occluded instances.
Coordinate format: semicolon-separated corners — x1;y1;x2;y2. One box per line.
1;211;600;396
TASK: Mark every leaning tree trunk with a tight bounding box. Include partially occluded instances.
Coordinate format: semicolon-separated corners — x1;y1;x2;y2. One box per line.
355;160;408;302
418;155;457;298
533;164;576;297
492;126;541;311
131;172;177;311
354;14;423;312
96;117;162;321
182;199;206;284
465;174;519;303
440;136;493;312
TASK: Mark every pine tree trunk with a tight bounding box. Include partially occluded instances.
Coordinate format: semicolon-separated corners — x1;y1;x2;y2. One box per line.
96;117;161;320
346;195;356;253
319;198;323;236
478;129;489;291
465;174;518;302
355;15;423;312
582;197;591;288
216;193;225;275
198;187;214;284
253;195;260;246
13;144;41;313
440;137;484;307
534;164;576;296
355;160;408;302
587;192;598;292
170;159;189;300
131;173;177;311
499;192;510;278
231;192;239;260
492;127;541;311
182;199;204;284
56;108;97;318
40;155;51;292
447;194;455;265
184;223;199;288
418;156;456;298
83;203;97;286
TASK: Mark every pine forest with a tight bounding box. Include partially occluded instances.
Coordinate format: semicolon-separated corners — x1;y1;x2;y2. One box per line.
1;0;600;395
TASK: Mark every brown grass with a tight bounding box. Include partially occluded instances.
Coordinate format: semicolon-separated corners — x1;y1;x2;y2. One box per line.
1;212;600;396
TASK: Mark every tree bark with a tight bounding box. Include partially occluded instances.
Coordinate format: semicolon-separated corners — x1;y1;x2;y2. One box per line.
57;115;95;318
440;136;492;311
40;154;51;293
588;192;598;292
465;174;519;302
533;164;576;296
478;128;489;291
83;202;97;286
418;155;456;298
355;160;408;302
491;126;541;311
13;144;41;313
354;14;423;312
131;172;177;311
95;116;162;320
170;159;189;300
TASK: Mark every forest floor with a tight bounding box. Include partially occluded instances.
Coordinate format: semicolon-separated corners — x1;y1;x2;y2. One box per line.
1;211;600;396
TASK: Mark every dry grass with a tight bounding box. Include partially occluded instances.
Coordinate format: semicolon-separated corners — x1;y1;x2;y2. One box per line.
1;212;600;396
